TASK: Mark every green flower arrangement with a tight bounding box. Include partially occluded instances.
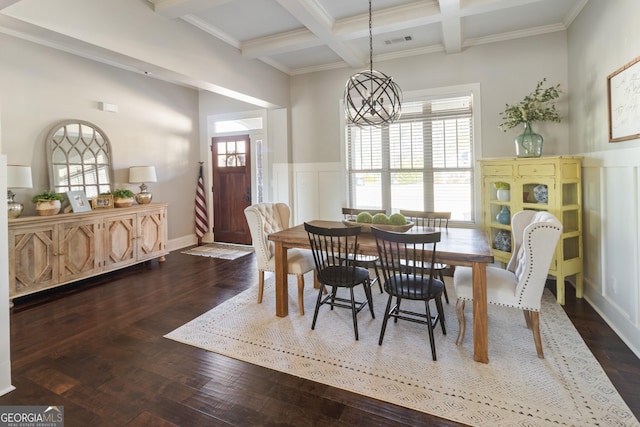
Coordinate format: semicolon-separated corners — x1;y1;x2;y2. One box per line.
111;189;135;198
499;79;562;131
31;190;64;203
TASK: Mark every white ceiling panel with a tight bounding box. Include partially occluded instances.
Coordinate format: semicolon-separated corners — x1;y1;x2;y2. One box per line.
320;0;416;20
463;0;580;39
350;22;442;56
0;0;590;77
193;0;303;41
270;44;344;71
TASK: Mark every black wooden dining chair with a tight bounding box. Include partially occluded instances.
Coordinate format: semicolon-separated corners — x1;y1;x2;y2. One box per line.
399;210;451;303
372;226;446;361
305;222;375;340
341;207;386;293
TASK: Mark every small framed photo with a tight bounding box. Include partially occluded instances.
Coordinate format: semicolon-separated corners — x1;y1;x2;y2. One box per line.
67;190;92;213
91;194;114;209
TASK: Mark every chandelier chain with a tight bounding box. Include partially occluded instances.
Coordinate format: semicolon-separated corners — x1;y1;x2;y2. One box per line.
369;0;373;75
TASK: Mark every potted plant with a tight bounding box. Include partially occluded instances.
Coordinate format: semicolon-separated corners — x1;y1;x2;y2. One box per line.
111;189;135;207
494;182;510;201
31;190;64;216
499;78;561;158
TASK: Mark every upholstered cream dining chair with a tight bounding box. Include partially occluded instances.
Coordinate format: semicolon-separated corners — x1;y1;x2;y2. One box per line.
453;210;562;358
244;203;316;315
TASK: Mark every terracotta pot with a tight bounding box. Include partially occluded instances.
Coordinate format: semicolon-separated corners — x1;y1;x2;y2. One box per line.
36;200;61;216
114;197;134;208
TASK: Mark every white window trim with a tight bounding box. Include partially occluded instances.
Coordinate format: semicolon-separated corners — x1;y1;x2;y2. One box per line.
340;83;483;226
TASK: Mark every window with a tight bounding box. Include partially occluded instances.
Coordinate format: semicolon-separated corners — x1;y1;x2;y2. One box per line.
345;90;476;222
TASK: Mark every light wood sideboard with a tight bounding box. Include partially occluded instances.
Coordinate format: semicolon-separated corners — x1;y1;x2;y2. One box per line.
479;156;583;305
8;203;168;304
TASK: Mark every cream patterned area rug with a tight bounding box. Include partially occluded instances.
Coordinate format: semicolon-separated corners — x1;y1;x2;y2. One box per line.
181;243;254;260
165;274;638;426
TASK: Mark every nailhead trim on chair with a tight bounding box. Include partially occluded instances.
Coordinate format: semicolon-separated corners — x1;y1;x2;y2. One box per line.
514;223;562;307
457;218;561;313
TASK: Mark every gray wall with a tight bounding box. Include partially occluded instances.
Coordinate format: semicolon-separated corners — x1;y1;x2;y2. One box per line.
0;34;200;242
290;31;570;163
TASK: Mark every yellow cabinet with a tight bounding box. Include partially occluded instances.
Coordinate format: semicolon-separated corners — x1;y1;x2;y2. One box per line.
480;156;582;304
8;203;168;303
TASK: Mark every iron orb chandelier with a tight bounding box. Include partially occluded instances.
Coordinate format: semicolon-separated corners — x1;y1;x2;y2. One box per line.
344;69;402;128
343;0;402;128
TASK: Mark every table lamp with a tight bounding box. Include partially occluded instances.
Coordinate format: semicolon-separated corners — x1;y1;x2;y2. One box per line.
129;166;157;204
7;165;33;218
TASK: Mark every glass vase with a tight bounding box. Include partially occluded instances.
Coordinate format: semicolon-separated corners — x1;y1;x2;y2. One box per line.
496;206;511;225
515;122;543;158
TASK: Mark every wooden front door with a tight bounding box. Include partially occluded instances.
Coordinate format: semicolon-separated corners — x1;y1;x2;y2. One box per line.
212;135;252;244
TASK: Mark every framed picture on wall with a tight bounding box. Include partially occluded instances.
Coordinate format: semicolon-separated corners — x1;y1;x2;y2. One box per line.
607;55;640;142
67;190;92;213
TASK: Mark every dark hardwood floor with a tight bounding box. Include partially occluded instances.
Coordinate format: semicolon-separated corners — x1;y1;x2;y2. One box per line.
1;249;638;426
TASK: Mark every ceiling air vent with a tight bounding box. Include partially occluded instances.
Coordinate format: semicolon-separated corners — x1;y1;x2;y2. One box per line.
384;36;412;45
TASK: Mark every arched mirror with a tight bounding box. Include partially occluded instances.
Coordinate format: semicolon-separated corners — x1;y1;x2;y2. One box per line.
46;120;114;199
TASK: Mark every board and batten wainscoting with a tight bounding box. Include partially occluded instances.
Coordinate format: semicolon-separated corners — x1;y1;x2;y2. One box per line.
581;146;640;358
273;162;345;225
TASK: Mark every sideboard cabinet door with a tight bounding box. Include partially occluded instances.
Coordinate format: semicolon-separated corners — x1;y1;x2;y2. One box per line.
8;224;59;297
103;213;138;270
59;218;102;284
137;207;167;262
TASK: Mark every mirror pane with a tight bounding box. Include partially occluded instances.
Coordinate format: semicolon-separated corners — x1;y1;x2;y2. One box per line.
52;147;67;163
69;148;83;164
83;149;96;164
83;164;98;185
69;164;84;186
96;149;109;165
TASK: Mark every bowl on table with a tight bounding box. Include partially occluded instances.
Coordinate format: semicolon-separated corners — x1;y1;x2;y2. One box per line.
342;220;414;233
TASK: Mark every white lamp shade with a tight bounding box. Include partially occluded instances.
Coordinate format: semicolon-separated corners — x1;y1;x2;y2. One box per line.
129;166;157;183
7;165;33;188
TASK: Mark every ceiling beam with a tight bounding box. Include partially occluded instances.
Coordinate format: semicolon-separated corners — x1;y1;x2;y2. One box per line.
241;1;442;65
275;0;365;68
335;1;441;40
439;0;461;53
149;0;232;19
242;28;322;58
460;0;548;17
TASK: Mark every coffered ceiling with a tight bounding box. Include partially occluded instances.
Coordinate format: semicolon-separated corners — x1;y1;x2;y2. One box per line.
147;0;588;75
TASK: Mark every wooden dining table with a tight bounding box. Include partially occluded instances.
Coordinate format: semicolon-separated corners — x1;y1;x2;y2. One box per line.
268;220;495;363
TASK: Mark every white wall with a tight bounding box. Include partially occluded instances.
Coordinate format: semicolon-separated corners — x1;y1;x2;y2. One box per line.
0;155;15;396
568;0;640;356
0;34;200;244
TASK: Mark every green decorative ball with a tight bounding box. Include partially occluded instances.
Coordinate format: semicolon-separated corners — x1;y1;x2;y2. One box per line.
355;212;373;223
372;213;390;224
388;213;407;225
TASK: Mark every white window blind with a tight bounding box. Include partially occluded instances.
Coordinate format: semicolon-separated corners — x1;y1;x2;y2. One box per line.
346;94;475;222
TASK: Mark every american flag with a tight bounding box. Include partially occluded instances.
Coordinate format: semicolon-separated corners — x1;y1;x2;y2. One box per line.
195;163;209;244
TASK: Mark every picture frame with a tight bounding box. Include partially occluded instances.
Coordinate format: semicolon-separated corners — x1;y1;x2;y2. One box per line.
607;55;640;142
91;194;114;209
67;190;92;213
